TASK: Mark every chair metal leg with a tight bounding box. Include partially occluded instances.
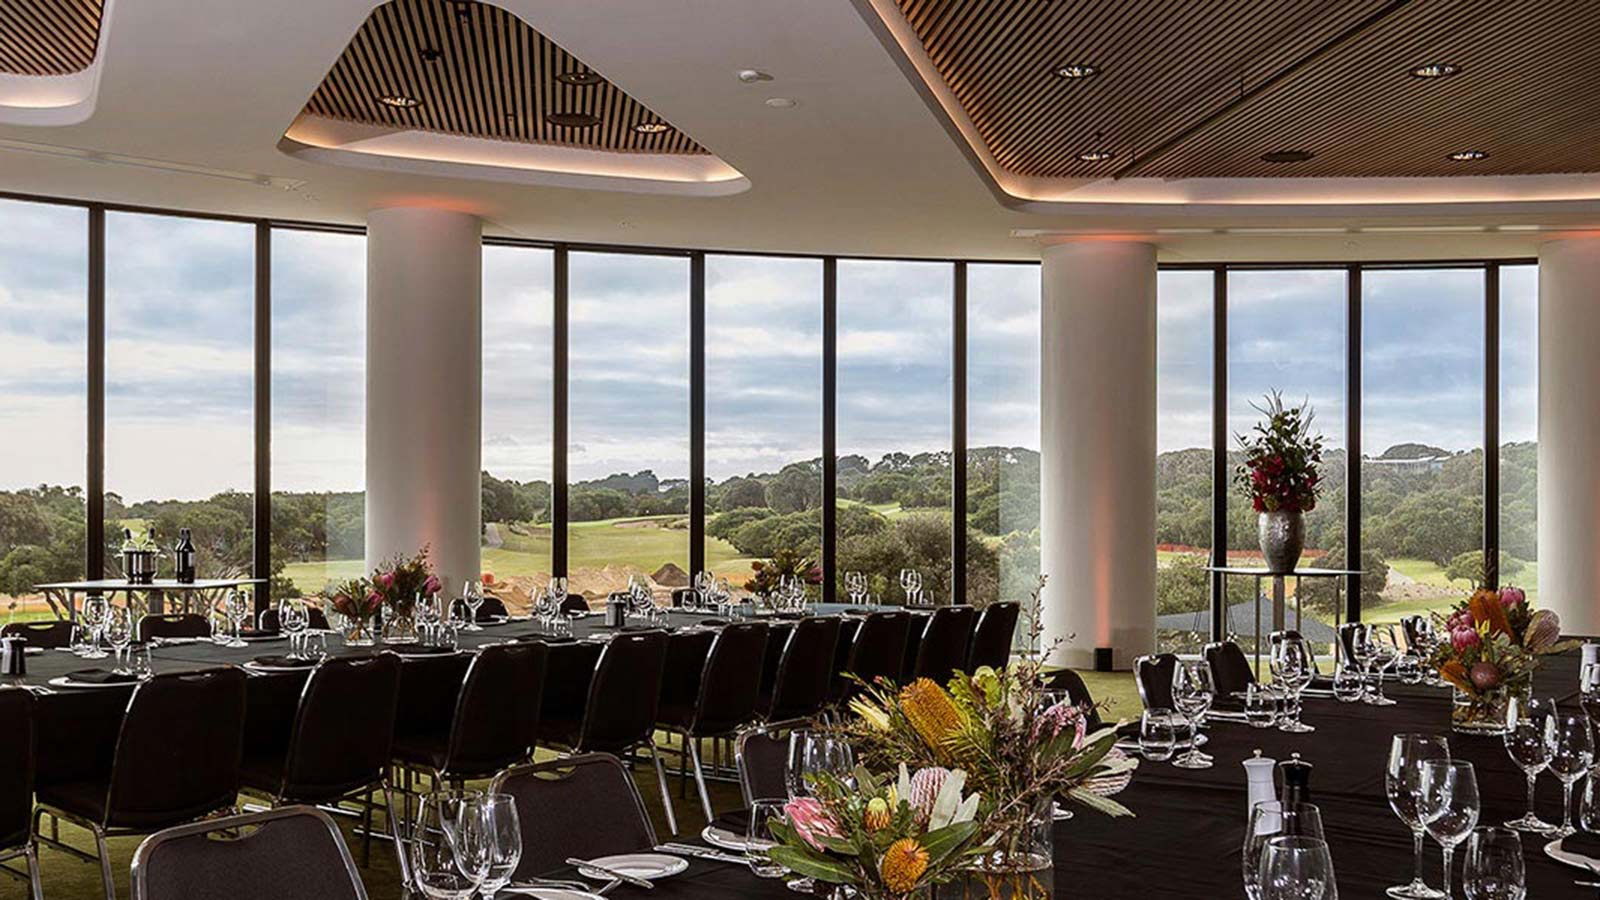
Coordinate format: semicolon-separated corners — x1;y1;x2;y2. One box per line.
94;827;115;900
647;744;678;837
688;739;715;824
384;782;411;890
360;788;374;867
24;844;43;900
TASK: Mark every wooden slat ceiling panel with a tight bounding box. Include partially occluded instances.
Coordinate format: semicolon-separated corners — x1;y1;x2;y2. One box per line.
890;0;1600;179
0;0;102;76
305;0;706;155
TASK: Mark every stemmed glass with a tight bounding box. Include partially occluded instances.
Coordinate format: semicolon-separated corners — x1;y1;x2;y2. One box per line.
693;570;715;611
410;791;489;900
899;568;923;605
105;606;133;674
1257;835;1337;900
415;593;442;646
1544;712;1594;838
1244;801;1324;900
224;590;250;648
1364;625;1399;706
1271;636;1316;733
548;576;568;615
1501;695;1555;834
785;731;853;894
1171;660;1215;769
79;595;109;659
466;792;522;899
460;580;484;632
280;598;308;659
844;571;867;605
1461;828;1525;900
1386;733;1451;900
1580;660;1600;727
1419;759;1481;900
746;798;788;879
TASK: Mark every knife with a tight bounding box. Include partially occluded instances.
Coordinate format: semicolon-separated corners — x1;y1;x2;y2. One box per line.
566;858;655;890
656;842;749;865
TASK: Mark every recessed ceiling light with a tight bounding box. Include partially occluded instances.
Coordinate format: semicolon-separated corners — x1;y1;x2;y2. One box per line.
632;121;671;134
1261;149;1314;163
545;111;601;128
556;70;603;87
1077;150;1115;162
764;97;797;108
1054;64;1099;79
419;48;442;63
377;94;421;109
1410;62;1460;78
1448;149;1488;161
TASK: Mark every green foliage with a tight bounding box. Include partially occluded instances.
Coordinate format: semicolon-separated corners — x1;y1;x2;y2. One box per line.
1444;550;1525;589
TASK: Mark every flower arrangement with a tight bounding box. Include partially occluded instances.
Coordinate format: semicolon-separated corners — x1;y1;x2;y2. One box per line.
369;546;440;617
1233;391;1324;514
325;576;380;622
766;765;984;900
745;546;822;596
1429;585;1577;731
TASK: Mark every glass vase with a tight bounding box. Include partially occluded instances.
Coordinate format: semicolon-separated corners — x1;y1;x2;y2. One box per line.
339;614;375;647
1451;686;1513;736
382;598;418;644
961;798;1053;899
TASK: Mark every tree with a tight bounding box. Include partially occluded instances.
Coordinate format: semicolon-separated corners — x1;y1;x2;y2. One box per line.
719;478;769;512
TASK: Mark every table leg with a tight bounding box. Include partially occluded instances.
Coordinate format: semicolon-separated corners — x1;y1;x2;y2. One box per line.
1253;575;1262;674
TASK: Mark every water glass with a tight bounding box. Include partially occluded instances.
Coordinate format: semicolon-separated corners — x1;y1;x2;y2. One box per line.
301;630;328;660
1171;660;1215;769
1246;684;1279;728
1502;695;1554;834
410;791;489;900
105;606;133;673
1332;665;1366;703
786;731;854;799
280;599;308;659
461;581;485;632
746;798;788;879
1386;733;1451;900
1545;713;1595;837
1462;827;1524;900
127;645;153;679
1258;835;1336;900
80;595;109;659
1244;801;1324;900
1139;709;1177;763
223;590;250;648
1420;760;1481;900
1271;637;1316;733
467;792;521;897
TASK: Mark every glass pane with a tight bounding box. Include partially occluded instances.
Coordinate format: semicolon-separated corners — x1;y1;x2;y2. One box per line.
966;264;1040;607
1499;265;1537;603
705;255;822;600
837;260;953;605
567;252;689;605
1361;268;1484;623
482;245;554;613
1156;270;1213;654
0;200;87;617
271;229;365;599
106;213;254;584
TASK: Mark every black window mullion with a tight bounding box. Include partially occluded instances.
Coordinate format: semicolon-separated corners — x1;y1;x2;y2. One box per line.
552;246;569;577
1209;268;1227;641
1345;266;1362;623
253;223;271;614
689;253;706;579
1484;264;1501;589
822;258;838;603
86;207;105;583
951;262;967;607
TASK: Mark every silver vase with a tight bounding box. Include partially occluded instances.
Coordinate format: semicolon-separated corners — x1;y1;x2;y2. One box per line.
1258;510;1305;574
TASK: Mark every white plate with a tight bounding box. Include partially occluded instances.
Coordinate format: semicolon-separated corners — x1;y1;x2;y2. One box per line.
575;853;687;882
701;824;752;852
499;888;605;900
1544;836;1600;872
241;660;314;674
48;675;142;690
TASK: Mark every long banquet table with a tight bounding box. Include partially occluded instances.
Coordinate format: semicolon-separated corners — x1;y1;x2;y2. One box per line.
8;613;1595;898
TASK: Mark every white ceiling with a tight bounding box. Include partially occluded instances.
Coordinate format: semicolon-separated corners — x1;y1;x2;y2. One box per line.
1;0;1598;262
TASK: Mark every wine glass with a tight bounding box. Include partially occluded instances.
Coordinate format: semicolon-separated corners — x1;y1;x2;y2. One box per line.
1461;827;1524;900
548;576;568;613
784;732;852;894
1244;802;1325;900
1501;695;1555;834
1257;835;1336;900
280;599;308;659
1139;709;1177;763
1544;712;1594;838
468;792;521;899
1271;637;1316;733
1419;760;1481;900
79;595;109;659
1363;625;1399;706
105;606;133;674
844;571;866;604
224;590;250;648
1581;659;1600;728
460;580;484;632
1171;660;1215;769
746;798;788;879
1386;733;1451;900
692;570;714;611
410;791;489;900
415;592;442;646
1333;663;1366;703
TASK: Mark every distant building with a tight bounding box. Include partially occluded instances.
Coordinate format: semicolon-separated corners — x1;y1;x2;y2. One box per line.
1364;456;1446;475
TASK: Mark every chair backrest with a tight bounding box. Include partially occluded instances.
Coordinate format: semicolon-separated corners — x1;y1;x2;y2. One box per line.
690;622;769;736
968;602;1020;670
444;642;547;777
899;612;931;683
577;631;669;754
490;753;657;880
257;607;331;633
912;606;978;682
734;717;809;807
1040;668;1103;729
1;619;73;649
1132;653;1178;711
1203;641;1256;696
1399;615;1426;652
658;629;717;726
136;613;211;643
765;617;840;721
670;588;695;608
131;805;367;900
278;655;401;803
106;668;247;830
844;611;912;690
558;593;590;614
0;689;33;850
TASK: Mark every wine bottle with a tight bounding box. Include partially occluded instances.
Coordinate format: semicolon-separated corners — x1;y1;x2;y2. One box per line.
174;528;197;584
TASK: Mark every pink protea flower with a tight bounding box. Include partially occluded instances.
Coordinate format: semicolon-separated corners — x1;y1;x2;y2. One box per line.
1450;626;1481;652
907;767;951;824
375;572;395;589
782;797;841;851
423;574;442;595
1524;609;1562;653
1032;701;1088;749
1498;586;1525;608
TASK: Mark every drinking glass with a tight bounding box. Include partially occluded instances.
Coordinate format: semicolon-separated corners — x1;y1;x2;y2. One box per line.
1544;712;1595;838
1501;695;1554;833
1272;637;1316;733
461;580;484;631
280;599;308;659
548;576;568;613
80;595;109;660
1581;773;1600;833
1139;709;1177;763
209;607;231;645
301;630;327;660
1357;625;1399;706
1419;760;1481;900
224;590;250;648
746;798;788;879
844;571;866;605
1245;683;1279;728
1332;664;1366;703
1396;652;1424;686
105;606;133;673
1461;827;1524;900
128;645;152;679
1580;659;1600;725
415;593;442;646
1258;835;1336;900
467;792;521;898
1386;733;1451;900
410;791;488;900
1171;660;1215;769
1244;801;1325;900
786;731;854;799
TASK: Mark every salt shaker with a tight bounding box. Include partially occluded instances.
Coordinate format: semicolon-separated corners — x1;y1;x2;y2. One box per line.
1244;749;1277;821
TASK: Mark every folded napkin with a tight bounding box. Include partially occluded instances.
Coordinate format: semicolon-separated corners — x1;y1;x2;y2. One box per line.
251;655;314;669
712;810;752;835
842;608;872;616
66;668;139;685
696;618;731;627
1563;832;1600;860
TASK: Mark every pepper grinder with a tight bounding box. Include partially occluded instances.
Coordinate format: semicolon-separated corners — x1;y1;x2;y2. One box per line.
1244;749;1277;820
1279;752;1313;807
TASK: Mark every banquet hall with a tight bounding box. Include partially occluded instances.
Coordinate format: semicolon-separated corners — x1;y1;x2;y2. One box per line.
1;1;1598;898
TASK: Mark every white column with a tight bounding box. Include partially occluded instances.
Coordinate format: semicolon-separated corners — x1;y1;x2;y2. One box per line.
365;207;482;594
1039;240;1157;669
1538;238;1600;636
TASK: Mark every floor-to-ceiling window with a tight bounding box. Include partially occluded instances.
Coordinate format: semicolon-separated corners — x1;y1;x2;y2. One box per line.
567;251;690;604
1499;265;1538;603
836;260;953;605
106;212;254;583
1155;270;1214;652
704;255;823;599
270;228;365;598
1361;268;1485;623
0;200;87;617
481;245;555;611
966;263;1040;607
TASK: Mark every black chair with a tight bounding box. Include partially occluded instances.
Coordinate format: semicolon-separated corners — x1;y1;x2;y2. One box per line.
239;655;402;867
472;594;509;621
394;642;546;784
491;753;658;882
670;588;695;608
657;622;769;822
35;668;248;900
760;617;840;721
1040;668;1104;729
1203;641;1256;697
130;806;367;900
910;606;978;682
558;593;590;614
968;601;1020;670
836;611;911;701
136;613;210;643
899;611;932;684
257;606;331;633
734;717;809;807
1133;653;1178;710
538;630;677;833
1;620;73;650
0;689;40;900
1399;615;1427;652
1337;622;1362;668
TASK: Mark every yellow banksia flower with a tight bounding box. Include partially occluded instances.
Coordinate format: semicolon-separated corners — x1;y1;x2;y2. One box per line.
879;838;929;893
898;678;964;755
863;796;891;832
